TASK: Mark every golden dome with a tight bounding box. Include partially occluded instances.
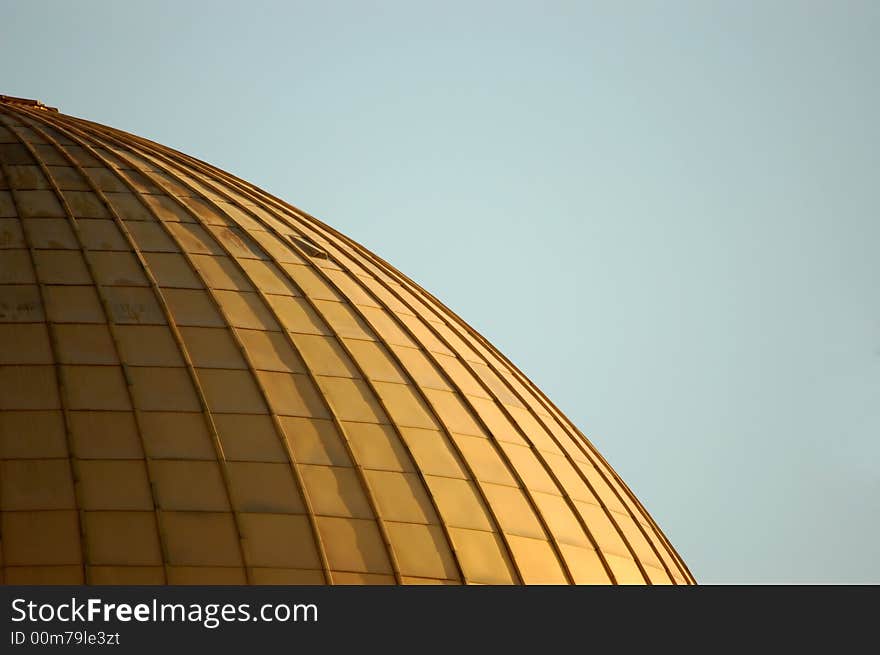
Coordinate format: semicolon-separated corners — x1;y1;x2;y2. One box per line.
0;95;694;585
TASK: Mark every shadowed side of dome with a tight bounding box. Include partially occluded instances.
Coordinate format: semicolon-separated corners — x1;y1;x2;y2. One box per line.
0;96;695;585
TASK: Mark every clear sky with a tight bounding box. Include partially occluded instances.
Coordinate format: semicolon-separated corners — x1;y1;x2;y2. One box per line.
3;1;878;583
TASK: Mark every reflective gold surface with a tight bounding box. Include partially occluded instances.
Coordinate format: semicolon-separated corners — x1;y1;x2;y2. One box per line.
0;96;695;585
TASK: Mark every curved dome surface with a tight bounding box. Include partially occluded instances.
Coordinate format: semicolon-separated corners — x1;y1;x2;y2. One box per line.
0;96;694;585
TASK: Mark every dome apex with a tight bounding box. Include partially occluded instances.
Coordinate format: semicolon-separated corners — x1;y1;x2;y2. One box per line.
0;94;58;112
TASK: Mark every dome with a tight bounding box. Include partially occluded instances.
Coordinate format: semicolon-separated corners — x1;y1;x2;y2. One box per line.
0;95;694;585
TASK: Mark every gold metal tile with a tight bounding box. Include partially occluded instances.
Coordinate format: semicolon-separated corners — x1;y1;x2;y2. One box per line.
197;368;267;414
503;404;561;453
558;544;612;584
342;422;413;472
238;329;304;372
311;299;373;340
191;254;253;292
357;305;417;347
602;552;647;585
239;259;299;296
264;294;330;335
316;516;393;574
152;460;230;511
279;263;342;301
69;411;143;459
0;218;25;248
430;353;487;397
88;251;149;286
115;325;184;367
62;190;110;218
0;250;35;283
505;534;568;585
213;290;279;330
315;376;385;423
2;511;82;565
450;433;516;486
166;222;223;254
447;527;516;585
531;491;591;548
388;345;449;389
33;249;91;284
161;512;243;567
481;483;545;540
103;286;166;324
365;470;438;524
397;427;466;478
139;412;216;460
240;514;320;569
16;189;65;217
344;339;407;384
258;371;328;418
143;195;194;223
126;221;180;253
372;381;439;430
105;192;153;222
5;165;49;189
77;460;153;510
84;511;162;566
386;522;458;580
0;284;44;322
162;288;224;326
54;323;118;364
207;225;265;259
43;285;103;323
0;366;59;409
0;411;67;459
22;217;77;249
424;476;493;531
497;442;561;495
573;501;632;559
0;323;52;364
226;462;304;513
215;413;288;462
301;465;373;519
0;459;75;510
129;367;200;412
291;333;360;378
85;167;129;193
282;416;351;467
422;388;485;437
179;326;247;369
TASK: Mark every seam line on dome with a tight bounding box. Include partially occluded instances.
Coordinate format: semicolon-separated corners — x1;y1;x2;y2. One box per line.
0;107;89;583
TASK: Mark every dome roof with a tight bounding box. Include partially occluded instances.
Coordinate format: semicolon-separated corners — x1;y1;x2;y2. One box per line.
0;95;694;585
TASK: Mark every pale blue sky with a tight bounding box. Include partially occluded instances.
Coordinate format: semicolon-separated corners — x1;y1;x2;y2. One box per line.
3;1;878;583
